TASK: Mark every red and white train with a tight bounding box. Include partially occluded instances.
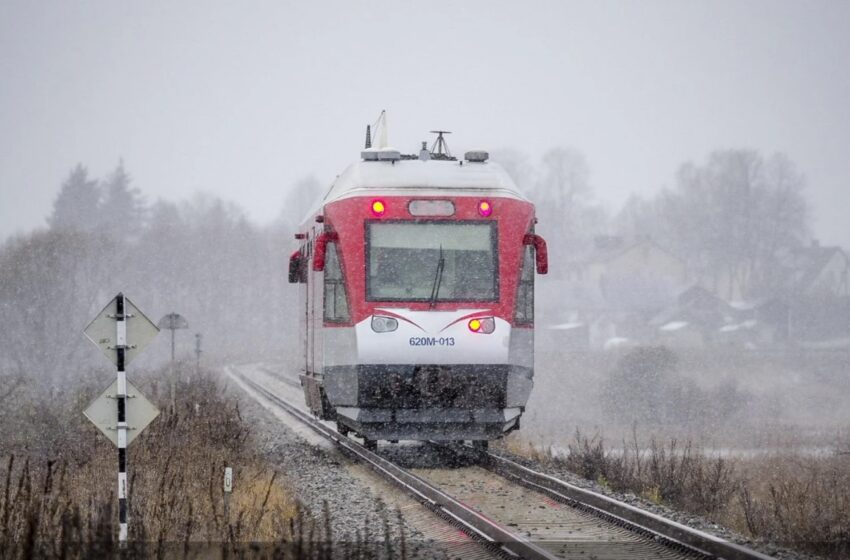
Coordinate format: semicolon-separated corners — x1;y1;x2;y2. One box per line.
289;136;547;450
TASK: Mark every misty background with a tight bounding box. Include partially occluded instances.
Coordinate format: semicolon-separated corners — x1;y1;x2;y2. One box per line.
2;1;850;449
2;1;850;247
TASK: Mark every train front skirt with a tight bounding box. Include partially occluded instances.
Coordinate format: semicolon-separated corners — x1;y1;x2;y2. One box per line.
311;363;532;441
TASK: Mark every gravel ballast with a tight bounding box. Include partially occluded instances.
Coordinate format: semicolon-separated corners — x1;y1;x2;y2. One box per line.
223;366;497;560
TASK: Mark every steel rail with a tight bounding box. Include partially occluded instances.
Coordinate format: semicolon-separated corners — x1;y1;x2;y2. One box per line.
235;366;773;560
227;367;558;560
471;449;775;560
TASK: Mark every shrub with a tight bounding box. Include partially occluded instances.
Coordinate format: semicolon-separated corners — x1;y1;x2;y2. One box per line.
736;454;850;558
558;430;735;519
601;346;747;428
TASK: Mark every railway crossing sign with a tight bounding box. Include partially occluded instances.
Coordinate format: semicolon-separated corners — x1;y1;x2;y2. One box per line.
84;295;159;366
83;379;159;447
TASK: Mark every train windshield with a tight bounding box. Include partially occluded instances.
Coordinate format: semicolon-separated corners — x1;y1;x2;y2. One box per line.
367;222;498;302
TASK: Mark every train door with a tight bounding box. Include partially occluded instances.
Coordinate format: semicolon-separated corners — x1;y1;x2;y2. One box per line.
306;227;329;372
307;226;317;376
301;225;336;419
300;228;325;417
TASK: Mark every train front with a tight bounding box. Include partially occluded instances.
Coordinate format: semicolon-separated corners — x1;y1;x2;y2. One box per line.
313;158;547;443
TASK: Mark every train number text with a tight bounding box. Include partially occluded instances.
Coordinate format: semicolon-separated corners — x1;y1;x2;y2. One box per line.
409;337;455;347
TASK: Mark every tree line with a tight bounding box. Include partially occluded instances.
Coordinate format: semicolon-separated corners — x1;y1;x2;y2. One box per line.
0;148;818;386
0;162;303;388
496;147;811;301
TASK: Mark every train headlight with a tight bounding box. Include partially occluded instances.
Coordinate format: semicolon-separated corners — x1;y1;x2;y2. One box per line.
371;315;398;333
468;317;495;334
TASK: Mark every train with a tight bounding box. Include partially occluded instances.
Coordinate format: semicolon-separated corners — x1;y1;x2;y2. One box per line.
288;127;547;450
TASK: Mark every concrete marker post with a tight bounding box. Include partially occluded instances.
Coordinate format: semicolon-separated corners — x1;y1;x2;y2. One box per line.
224;467;233;524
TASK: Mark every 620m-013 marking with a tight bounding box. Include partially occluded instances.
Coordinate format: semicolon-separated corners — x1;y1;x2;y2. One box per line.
409;336;456;347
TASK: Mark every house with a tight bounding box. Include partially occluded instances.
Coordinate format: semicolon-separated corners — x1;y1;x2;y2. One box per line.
781;242;850;341
550;236;690;349
657;320;705;348
563;236;690;312
783;242;850;298
649;285;733;348
722;298;790;346
545;321;589;351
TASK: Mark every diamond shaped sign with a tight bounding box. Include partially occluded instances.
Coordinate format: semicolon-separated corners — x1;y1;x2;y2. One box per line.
84;295;159;367
83;379;160;447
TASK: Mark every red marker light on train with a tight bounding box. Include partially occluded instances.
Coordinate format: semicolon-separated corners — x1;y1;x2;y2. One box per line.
371;200;386;216
478;200;492;217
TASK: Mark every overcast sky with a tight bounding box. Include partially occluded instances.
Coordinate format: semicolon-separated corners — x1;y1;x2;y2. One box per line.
1;1;848;246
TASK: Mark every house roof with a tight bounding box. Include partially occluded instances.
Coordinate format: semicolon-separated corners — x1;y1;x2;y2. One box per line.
569;237;684;267
784;245;848;294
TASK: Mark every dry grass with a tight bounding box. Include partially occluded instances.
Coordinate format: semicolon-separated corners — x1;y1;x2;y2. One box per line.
733;454;850;558
499;430;850;559
0;366;411;558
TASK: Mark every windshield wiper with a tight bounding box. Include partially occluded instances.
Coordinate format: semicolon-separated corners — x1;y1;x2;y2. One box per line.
428;245;445;308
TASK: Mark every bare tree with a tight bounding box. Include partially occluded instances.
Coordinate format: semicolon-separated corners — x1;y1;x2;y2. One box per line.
277;175;323;230
536;147;590;222
491;148;535;191
617;150;808;300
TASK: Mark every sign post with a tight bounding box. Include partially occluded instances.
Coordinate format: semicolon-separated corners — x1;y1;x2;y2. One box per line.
83;293;159;545
157;312;188;412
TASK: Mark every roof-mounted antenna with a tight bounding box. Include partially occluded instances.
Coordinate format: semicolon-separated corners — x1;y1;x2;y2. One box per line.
364;110;389;149
361;110;399;161
378;110;388;148
429;130;453;160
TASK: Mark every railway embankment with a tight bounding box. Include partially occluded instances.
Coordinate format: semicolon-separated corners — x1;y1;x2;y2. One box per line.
225;363;499;560
495;432;847;560
506;345;850;559
230;363;800;560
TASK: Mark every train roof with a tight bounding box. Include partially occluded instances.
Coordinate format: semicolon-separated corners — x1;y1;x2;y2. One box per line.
320;159;529;206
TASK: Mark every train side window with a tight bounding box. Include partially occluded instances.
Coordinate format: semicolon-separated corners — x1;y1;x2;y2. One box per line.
288;247;308;283
298;244;308;282
323;243;350;322
515;244;535;324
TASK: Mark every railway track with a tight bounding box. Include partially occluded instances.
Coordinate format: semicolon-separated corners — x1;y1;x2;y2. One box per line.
229;365;775;560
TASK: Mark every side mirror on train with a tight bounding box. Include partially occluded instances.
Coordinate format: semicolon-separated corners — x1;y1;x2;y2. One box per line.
523;233;548;274
288;250;302;283
312;231;339;272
